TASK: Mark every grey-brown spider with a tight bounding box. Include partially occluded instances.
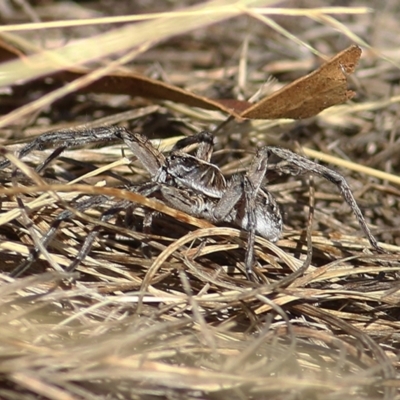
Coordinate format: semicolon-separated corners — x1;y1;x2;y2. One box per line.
0;125;382;279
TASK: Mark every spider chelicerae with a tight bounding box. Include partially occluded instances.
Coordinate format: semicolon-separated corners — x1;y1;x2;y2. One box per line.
0;125;383;279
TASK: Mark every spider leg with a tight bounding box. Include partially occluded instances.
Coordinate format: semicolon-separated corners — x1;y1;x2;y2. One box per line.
213;148;282;240
66;181;165;272
160;185;213;219
242;177;258;280
212;148;283;278
213;175;273;279
36;146;66;173
213;175;244;220
119;131;165;177
160;180;258;278
10;195;110;277
65;199;132;272
0;126;123;170
265;146;383;252
0;126;164;177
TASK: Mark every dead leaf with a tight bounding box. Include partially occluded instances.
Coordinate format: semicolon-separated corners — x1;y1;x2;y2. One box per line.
240;45;362;120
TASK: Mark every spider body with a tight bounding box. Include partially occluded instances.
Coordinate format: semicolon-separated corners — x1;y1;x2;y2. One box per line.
0;126;382;278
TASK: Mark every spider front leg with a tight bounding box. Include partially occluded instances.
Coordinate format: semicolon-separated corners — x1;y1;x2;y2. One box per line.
241;177;260;279
0;126;164;177
0;126;121;171
265;146;383;252
119;130;165;177
212;149;282;279
160;180;261;279
212;148;283;243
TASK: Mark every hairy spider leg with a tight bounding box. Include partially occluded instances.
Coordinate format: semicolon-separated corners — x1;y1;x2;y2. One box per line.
65;199;133;273
10;195;109;277
212;148;282;278
0;126;124;170
0;126;165;174
265;146;383;252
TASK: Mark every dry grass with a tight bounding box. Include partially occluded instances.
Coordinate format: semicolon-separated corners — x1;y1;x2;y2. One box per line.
0;1;400;399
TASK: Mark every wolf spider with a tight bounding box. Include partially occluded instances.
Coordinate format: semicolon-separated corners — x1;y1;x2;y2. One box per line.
0;125;382;279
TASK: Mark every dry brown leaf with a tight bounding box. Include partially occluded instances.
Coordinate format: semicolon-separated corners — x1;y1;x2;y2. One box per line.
240;45;362;119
